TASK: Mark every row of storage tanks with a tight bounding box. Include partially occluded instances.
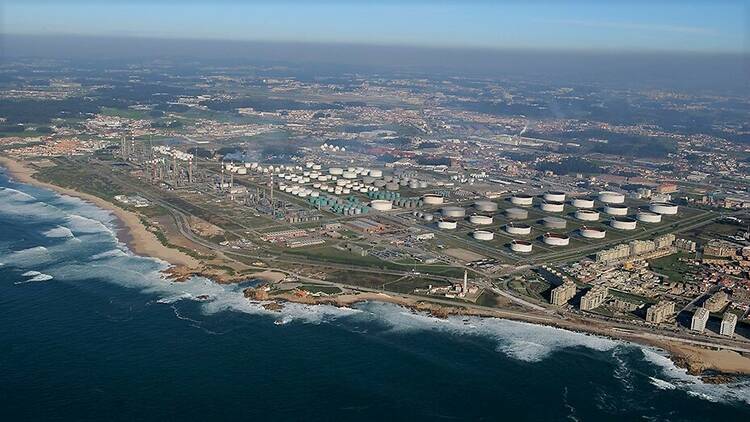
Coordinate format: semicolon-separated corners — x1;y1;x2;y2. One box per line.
308;194;372;216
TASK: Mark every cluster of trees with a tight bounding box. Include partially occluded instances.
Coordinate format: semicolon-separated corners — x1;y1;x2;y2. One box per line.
536;157;602;175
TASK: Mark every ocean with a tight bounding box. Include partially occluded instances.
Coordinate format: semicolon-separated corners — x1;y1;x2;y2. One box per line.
1;167;749;421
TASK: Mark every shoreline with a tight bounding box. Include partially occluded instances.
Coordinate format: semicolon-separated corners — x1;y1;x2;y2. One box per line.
0;156;201;271
2;156;750;382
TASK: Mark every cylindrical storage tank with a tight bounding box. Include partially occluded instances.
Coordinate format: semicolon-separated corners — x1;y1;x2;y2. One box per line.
312;164;322;171
473;230;494;241
599;191;625;204
506;207;529;220
419;181;428;188
441;206;466;219
604;204;629;216
510;240;533;253
510;194;534;207
544;191;566;202
575;209;600;221
541;201;565;213
336;179;348;187
409;181;419;189
580;226;606;239
422;194;444;205
374;180;387;188
437;220;458;230
423;214;434;222
543;216;567;229
342;171;356;179
506;222;532;235
650;202;678;215
637;210;663;223
611;217;637;230
469;215;493;225
543;232;570;246
385;182;400;191
399;179;409;186
362;176;375;184
329;167;343;176
370;200;393;211
369;169;383;178
571;198;595;209
474;200;499;213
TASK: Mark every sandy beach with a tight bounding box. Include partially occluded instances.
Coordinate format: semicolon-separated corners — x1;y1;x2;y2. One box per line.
0;156;201;270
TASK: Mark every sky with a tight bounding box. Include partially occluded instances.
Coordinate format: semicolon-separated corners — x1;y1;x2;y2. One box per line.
1;0;747;53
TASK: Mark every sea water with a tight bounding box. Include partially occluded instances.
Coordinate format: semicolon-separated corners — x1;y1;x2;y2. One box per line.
1;167;749;421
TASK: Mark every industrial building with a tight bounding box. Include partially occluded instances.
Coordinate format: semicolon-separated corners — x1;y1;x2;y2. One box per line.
691;307;710;333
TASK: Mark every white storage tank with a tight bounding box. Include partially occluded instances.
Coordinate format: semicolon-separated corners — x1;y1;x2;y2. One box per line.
637;210;663;223
510;240;533;253
437;220;458;230
385;182;400;191
370;200;393;211
506;207;529;220
544;191;566;202
441;206;466;218
543;216;567;229
543;232;570;246
649;202;678;215
580;226;606;239
369;169;383;178
541;201;565;213
575;209;600;221
473;230;494;241
469;215;493;225
329;167;344;176
511;194;534;207
422;194;444;205
474;200;499;213
599;191;625;204
604;204;629;216
506;222;532;235
573;197;597;210
610;217;637;230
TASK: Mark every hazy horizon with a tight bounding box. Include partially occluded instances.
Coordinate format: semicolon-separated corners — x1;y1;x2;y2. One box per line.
2;1;747;53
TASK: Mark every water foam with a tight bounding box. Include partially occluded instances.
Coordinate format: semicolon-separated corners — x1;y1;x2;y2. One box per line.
641;348;750;405
350;301;620;362
43;226;75;239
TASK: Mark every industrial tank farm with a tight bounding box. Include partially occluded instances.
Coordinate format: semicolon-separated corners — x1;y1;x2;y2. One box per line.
510;240;533;253
472;230;495;241
610;217;637;230
650;202;679;215
598;191;625;204
580;226;606;239
506;222;532;235
637;210;663;223
543;191;566;203
474;200;499;213
543;232;570;246
604;204;629;216
510;193;534;207
575;209;600;221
